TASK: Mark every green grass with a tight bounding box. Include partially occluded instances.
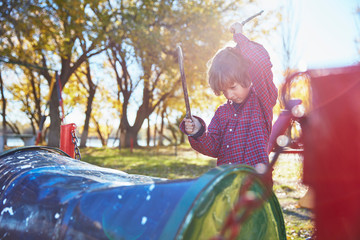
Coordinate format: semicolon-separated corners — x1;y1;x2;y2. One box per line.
80;145;315;240
272;154;315;240
81;145;217;179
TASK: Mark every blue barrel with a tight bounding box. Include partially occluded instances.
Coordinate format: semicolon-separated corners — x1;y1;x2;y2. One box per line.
0;147;285;239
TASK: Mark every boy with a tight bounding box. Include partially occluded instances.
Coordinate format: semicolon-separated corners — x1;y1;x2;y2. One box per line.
180;22;277;167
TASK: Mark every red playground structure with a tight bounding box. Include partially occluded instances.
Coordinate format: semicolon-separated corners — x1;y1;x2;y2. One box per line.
301;64;360;240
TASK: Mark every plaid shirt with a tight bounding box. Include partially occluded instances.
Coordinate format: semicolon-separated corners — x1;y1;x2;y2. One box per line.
180;33;277;167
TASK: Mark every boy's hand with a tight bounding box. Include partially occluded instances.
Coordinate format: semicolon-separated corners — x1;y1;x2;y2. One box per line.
184;117;201;135
229;22;243;34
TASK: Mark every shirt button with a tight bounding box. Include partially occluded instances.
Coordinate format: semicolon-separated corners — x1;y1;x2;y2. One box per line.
229;129;233;132
226;145;229;148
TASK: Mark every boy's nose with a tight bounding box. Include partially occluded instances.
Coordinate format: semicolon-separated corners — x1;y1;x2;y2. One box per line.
224;91;233;100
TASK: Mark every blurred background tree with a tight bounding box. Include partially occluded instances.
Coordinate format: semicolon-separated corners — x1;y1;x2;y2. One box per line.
0;0;279;148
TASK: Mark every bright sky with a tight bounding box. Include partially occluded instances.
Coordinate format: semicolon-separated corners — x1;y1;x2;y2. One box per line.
261;0;359;69
299;0;359;68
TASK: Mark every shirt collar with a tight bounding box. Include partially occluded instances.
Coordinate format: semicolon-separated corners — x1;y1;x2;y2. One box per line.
227;88;252;111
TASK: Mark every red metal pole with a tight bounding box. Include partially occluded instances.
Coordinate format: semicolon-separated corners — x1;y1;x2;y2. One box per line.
60;123;77;158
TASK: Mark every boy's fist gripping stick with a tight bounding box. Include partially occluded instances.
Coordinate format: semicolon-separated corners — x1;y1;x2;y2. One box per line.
176;43;191;119
177;44;202;135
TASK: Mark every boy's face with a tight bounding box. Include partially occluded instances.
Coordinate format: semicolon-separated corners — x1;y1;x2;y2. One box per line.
222;82;250;104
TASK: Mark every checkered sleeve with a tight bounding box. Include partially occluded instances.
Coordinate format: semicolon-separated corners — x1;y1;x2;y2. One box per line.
233;33;278;114
179;114;222;158
191;113;222;158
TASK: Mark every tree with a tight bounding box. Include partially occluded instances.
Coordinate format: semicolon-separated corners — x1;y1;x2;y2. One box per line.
7;70;46;135
281;0;300;70
275;0;311;143
0;0;109;147
90;84;117;147
1;0;271;148
275;0;301;114
106;0;240;147
73;60;98;148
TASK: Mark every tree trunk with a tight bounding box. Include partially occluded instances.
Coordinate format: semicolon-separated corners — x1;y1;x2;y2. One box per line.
158;107;165;146
125;128;138;148
153;124;157;147
80;66;96;148
119;99;148;148
48;85;61;147
43;66;63;147
79;92;94;148
29;73;42;135
166;113;178;146
120;127;126;149
146;116;150;147
80;120;90;148
0;72;7;146
93;117;106;147
180;131;185;144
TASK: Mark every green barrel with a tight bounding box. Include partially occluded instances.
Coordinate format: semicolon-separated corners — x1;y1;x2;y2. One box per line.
161;165;286;240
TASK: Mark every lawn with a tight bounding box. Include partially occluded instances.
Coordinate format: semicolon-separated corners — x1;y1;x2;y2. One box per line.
80;145;315;240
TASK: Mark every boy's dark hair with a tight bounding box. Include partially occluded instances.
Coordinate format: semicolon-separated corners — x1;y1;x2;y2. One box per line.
207;47;251;96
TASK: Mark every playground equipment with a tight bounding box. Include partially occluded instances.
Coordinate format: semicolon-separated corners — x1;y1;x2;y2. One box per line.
2;57;358;239
1;61;289;239
0;59;289;238
277;64;360;240
0;146;285;239
301;64;360;240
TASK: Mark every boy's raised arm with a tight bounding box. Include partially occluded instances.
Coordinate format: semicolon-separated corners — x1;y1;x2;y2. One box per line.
231;23;277;114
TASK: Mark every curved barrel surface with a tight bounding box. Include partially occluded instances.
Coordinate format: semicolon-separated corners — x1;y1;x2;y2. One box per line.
0;147;285;239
